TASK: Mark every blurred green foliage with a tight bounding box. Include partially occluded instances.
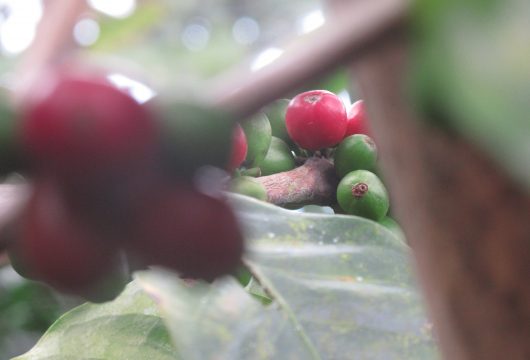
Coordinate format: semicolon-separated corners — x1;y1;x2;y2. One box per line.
412;0;530;190
84;0;326;90
16;195;436;360
0;267;80;359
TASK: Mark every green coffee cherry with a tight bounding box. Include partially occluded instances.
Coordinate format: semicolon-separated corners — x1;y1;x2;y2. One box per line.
337;170;389;221
378;216;406;242
230;176;268;201
264;99;290;143
258;137;296;176
242;113;272;167
334;134;377;179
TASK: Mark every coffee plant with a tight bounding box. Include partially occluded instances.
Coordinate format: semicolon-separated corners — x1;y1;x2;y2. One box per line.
0;68;434;357
4;0;530;356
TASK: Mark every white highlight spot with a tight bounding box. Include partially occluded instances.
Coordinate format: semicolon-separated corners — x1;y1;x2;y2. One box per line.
297;9;325;34
338;89;352;108
232;17;260;45
0;0;43;55
181;23;210;51
88;0;136;19
251;47;283;71
73;18;100;47
1;18;35;54
107;73;156;104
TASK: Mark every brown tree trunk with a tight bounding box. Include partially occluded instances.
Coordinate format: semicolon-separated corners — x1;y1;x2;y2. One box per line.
353;32;530;360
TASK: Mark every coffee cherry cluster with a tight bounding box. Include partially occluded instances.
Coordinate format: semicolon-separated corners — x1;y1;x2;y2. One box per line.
228;90;400;231
1;69;245;302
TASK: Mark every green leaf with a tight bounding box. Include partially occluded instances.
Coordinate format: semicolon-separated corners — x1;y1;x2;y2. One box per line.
13;282;177;360
235;195;437;358
136;195;438;359
245;277;273;305
19;195;437;359
0;269;69;359
137;271;319;359
412;0;530;189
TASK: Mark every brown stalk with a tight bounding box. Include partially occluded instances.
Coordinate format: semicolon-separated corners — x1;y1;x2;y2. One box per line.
256;157;339;207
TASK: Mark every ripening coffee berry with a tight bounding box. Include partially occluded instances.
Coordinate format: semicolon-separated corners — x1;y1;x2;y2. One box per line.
13;179;124;300
227;124;247;171
336;170;389;221
285;90;347;150
127;182;244;281
20;71;157;180
344;100;370;138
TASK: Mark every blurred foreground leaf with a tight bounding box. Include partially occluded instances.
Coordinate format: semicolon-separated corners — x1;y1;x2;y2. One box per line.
15;195;438;359
13;282;176;360
138;195;437;359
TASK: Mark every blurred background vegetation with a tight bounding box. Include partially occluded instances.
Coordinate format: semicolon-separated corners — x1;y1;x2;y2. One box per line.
0;0;355;101
0;266;84;358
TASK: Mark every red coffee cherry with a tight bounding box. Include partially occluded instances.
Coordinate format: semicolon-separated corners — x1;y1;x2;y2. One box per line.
227;124;248;171
127;182;244;281
20;71;157;180
344;100;371;138
285;90;347;150
15;179;122;297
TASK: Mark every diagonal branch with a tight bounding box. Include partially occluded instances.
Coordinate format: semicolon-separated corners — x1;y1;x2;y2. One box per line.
209;0;409;119
13;0;87;104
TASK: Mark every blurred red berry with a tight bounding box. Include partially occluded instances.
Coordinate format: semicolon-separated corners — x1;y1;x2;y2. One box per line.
20;71;157;180
16;179;120;294
128;182;244;281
